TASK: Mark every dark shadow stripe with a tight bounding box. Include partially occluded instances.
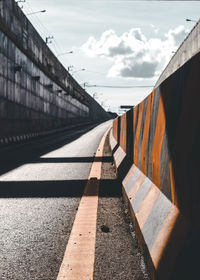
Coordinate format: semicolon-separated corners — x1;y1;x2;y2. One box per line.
0;179;120;198
0;156;113;164
0;124;101;176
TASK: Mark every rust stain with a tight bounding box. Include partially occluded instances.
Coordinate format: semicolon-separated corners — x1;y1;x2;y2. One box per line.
141;92;154;174
134;101;144;166
169;160;178;206
120;114;127;152
112;118;118;141
152;97;166;189
133;105;138;129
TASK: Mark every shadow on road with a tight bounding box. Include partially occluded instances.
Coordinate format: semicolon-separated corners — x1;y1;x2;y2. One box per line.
0;121;118;199
0;123;99;177
1;156;113;164
0;179;121;198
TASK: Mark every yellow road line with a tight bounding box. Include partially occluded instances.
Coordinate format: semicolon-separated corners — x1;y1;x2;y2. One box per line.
57;128;110;280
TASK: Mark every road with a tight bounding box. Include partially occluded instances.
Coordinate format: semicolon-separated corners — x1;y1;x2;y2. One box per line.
0;121;112;280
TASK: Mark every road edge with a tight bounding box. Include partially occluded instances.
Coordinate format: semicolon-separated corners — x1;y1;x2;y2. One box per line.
56;126;111;280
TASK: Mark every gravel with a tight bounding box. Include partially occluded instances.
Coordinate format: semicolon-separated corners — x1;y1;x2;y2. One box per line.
94;133;150;280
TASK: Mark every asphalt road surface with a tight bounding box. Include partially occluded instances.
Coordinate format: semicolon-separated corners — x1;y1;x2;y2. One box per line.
0;121;112;280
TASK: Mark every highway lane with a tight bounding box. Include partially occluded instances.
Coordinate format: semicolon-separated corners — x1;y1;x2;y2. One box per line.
0;120;112;280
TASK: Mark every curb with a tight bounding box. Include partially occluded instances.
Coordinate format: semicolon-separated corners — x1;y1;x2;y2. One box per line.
56;127;111;279
109;130;130;180
0;121;97;147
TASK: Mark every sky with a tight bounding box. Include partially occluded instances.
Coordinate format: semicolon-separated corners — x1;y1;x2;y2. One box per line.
20;0;200;114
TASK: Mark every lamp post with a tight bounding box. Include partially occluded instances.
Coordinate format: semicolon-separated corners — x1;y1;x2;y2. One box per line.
67;66;74;72
26;10;46;16
68;67;85;75
93;92;98;98
45;36;54;44
15;0;26;9
186;18;197;23
72;68;85;74
92;92;102;99
57;51;73;57
81;82;88;89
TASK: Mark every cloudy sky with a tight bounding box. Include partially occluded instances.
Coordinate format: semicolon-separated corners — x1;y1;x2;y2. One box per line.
21;1;200;113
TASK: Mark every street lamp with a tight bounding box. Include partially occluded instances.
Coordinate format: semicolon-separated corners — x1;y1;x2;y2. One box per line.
45;36;54;44
72;68;85;74
57;51;73;57
67;66;85;74
93;92;98;98
67;65;74;72
15;0;26;8
186;18;197;23
81;82;88;89
92;92;102;99
26;10;46;16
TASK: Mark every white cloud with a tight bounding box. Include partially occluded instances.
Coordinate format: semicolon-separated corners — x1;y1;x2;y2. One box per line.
151;24;159;34
81;26;189;79
165;25;188;46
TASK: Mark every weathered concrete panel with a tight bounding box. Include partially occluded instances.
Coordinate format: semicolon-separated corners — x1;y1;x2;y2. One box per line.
111;17;200;280
0;0;110;139
116;50;200;219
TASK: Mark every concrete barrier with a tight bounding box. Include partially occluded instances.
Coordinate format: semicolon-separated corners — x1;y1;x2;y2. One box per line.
110;47;200;280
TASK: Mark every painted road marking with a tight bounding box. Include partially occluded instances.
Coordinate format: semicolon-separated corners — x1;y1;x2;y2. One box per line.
56;128;110;280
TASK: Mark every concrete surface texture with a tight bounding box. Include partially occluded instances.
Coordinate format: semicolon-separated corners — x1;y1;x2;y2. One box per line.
111;45;200;278
0;0;110;139
113;51;200;225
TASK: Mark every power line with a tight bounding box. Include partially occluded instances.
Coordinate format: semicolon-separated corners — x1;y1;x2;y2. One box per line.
85;85;154;88
86;70;106;75
25;1;65;56
24;2;49;38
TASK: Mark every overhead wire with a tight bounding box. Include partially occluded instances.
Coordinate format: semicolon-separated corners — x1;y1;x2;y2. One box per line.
23;2;50;39
85;85;154;88
24;1;67;57
20;1;152;93
21;2;106;79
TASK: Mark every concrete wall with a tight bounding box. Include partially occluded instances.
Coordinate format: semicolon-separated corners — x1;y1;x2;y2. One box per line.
111;33;200;280
0;0;109;140
155;18;200;87
113;51;200;226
